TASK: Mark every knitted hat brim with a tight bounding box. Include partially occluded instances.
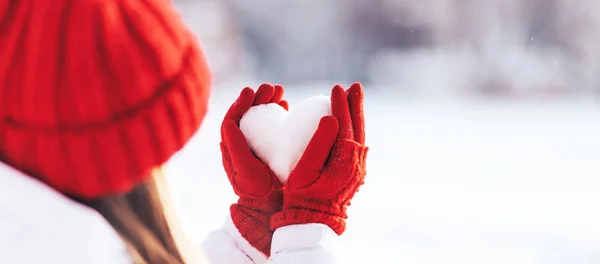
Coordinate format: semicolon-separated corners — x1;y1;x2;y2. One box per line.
0;44;211;198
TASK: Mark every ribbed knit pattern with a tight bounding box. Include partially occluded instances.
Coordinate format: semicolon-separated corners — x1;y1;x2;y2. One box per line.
221;140;283;257
0;0;212;198
230;201;277;257
270;139;368;235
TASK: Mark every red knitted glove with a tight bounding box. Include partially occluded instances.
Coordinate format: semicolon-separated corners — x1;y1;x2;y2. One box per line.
270;82;368;235
220;84;288;256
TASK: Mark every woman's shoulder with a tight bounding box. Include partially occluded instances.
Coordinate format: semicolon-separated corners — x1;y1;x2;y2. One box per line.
0;162;131;264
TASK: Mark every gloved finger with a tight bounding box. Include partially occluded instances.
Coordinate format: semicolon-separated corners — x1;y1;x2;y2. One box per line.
222;120;273;196
222;120;259;173
253;83;276;105
347;82;365;144
271;84;285;103
278;100;289;111
289;116;339;188
222;87;255;140
224;87;255;121
331;85;354;140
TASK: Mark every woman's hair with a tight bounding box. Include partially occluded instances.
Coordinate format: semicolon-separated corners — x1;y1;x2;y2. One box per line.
74;170;196;264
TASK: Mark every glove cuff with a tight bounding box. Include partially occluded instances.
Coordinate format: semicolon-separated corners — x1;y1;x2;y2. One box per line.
237;188;283;212
230;204;274;257
270;209;346;235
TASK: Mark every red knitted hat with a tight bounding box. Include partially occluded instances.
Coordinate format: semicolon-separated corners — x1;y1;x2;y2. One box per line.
0;0;211;198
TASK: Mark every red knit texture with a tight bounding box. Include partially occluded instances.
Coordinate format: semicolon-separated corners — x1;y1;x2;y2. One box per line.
0;0;212;198
270;83;368;235
271;139;368;235
229;193;282;257
220;84;288;257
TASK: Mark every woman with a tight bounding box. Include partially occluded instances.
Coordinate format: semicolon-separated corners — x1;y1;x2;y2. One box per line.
0;1;368;263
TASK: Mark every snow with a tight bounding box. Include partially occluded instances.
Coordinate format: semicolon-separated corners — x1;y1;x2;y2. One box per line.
163;86;600;264
240;95;331;183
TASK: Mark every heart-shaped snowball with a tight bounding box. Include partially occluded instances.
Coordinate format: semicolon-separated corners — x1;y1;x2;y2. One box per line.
239;95;331;183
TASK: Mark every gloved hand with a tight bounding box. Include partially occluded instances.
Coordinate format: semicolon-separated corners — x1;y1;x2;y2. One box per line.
270;82;368;235
220;84;288;256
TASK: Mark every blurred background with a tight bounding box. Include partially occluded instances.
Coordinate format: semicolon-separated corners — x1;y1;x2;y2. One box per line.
164;1;600;263
175;0;600;97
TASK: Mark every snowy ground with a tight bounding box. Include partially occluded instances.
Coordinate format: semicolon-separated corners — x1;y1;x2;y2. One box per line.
163;85;600;264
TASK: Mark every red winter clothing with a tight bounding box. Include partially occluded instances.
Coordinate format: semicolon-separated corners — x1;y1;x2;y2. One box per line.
218;83;368;259
220;84;289;256
271;83;368;235
0;0;368;262
0;0;212;198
